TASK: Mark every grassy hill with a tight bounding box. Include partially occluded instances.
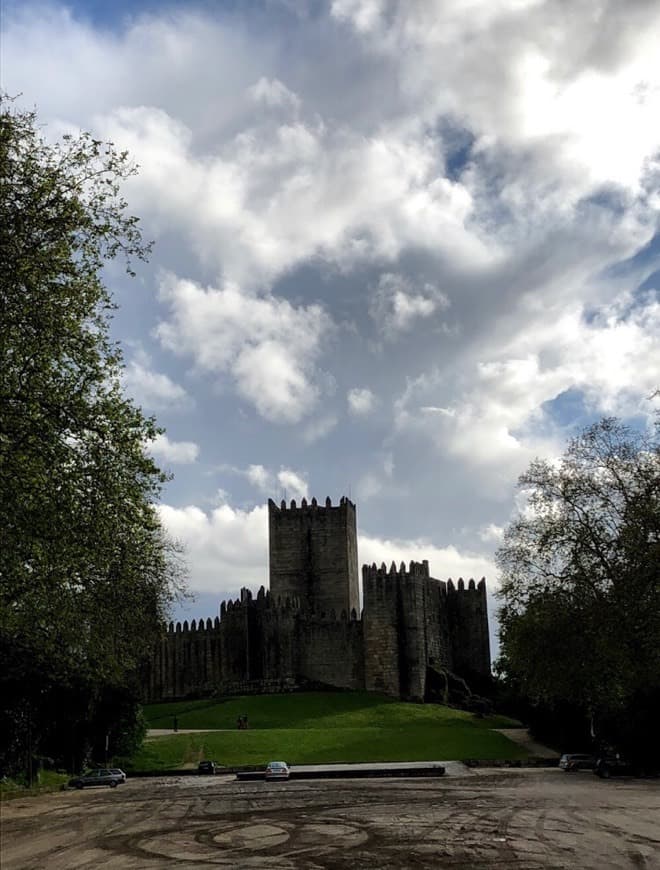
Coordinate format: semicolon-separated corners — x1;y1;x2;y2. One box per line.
126;692;526;771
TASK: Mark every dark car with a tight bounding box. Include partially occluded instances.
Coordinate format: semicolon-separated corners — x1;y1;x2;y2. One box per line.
594;755;635;778
69;769;124;789
198;760;218;775
559;753;596;772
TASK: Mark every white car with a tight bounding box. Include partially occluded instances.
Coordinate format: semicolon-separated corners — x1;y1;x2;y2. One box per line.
265;761;290;781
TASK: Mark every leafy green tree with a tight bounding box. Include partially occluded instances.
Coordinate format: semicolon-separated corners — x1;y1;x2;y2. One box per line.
0;98;185;775
496;417;660;760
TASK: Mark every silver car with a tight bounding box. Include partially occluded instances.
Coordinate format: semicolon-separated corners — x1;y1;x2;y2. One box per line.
265;761;290;781
69;769;124;789
109;768;127;782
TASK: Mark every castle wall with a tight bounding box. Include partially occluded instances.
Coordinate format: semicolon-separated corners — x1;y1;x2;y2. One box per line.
145;589;304;702
297;611;364;690
361;561;490;701
145;617;223;702
219;593;250;686
363;564;401;697
362;561;440;702
447;578;491;679
268;497;360;617
398;563;430;702
250;588;299;687
423;576;451;673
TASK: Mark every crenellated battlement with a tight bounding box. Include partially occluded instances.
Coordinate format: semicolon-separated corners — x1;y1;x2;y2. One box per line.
446;577;487;594
362;561;434;602
219;586;302;618
167;616;221;634
297;606;360;623
268;495;355;513
362;559;430;585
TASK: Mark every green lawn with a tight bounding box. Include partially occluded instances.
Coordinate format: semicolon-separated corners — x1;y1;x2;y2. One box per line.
127;692;526;771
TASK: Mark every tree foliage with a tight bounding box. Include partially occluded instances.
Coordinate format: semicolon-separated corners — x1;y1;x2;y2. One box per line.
496;417;660;758
0;98;185;775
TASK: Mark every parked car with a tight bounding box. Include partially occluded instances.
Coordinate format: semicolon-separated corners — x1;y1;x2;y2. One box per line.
68;769;124;789
198;760;218;775
594;755;635;778
109;768;127;782
265;761;290;781
559;753;596;772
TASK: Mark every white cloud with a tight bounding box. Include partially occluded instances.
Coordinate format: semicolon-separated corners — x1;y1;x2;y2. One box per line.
277;468;308;501
332;0;660;196
93;103;492;289
217;463;309;499
213;488;230;505
355;452;396;501
369;273;450;339
359;533;496;586
348;387;377;416
7;3;660;294
246;464;272;492
158;503;269;595
395;292;660;484
233;341;318;423
248;76;301;114
4;5;273;139
331;0;385;34
122;351;191;411
156;274;331;423
149;433;200;464
302;414;339;443
356;473;384;501
478;523;505;544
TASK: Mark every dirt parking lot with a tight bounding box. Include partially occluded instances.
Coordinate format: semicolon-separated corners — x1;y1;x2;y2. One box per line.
2;768;659;869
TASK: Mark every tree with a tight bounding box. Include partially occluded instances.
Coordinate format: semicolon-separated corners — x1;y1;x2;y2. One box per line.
0;98;185;776
496;417;660;760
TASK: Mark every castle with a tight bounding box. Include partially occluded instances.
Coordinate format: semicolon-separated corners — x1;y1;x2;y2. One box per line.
144;497;491;703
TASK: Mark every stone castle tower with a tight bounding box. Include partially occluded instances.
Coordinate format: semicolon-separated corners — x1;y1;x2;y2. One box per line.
269;496;359;616
144;497;491;703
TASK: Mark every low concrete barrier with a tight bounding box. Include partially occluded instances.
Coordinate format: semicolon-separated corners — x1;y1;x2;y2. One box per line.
237;762;446;781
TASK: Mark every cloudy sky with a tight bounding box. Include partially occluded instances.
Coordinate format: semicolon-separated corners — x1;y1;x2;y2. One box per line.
4;0;659;649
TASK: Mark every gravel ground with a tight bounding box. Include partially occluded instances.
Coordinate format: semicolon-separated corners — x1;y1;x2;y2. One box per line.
2;768;658;869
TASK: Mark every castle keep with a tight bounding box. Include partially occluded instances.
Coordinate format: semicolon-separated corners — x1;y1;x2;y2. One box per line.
145;497;491;702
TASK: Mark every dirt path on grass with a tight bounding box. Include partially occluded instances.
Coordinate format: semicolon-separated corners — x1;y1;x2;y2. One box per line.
495;728;559;758
146;729;230;738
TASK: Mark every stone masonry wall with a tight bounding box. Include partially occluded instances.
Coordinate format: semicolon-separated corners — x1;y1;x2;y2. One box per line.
423;576;452;673
362;564;402;697
296;611;364;690
397;563;429;701
268;497;360;617
145;589;302;702
447;578;492;679
361;562;491;701
146;617;222;701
